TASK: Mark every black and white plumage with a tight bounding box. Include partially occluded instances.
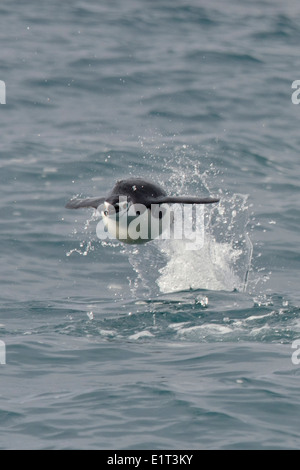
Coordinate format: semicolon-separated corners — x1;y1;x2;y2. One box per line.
65;178;220;243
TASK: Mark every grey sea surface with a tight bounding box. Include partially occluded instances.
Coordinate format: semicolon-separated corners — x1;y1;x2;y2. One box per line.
0;0;300;449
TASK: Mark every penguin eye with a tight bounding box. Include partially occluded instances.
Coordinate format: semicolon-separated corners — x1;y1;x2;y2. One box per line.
104;210;108;216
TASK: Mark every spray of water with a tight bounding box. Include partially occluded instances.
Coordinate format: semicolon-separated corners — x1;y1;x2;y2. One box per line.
156;194;252;293
66;209;99;257
125;144;253;295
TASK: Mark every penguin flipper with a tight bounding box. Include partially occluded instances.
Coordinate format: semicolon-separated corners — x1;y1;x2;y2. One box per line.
65;197;106;209
153;196;220;205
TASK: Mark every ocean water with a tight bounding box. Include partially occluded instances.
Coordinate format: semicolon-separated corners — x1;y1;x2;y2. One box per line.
1;0;300;450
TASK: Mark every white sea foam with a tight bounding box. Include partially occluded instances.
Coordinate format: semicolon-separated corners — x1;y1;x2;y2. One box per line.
129;330;154;340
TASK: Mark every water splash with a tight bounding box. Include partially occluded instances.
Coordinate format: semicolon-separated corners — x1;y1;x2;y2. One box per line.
127;193;252;295
66;240;95;257
66;210;99;257
126;148;253;295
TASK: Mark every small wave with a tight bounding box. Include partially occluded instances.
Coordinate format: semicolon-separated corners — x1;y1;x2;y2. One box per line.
186;50;263;64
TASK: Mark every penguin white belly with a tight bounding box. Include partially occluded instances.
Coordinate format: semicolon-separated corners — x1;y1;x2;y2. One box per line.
102;204;171;244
